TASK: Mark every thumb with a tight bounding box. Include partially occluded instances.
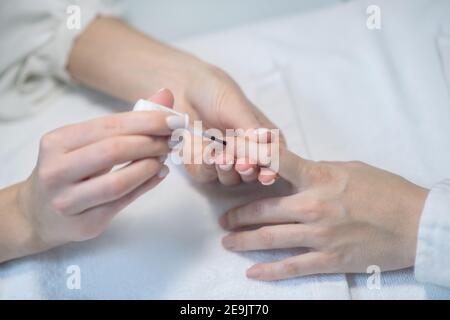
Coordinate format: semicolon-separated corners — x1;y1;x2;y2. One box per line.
147;88;175;108
219;93;262;130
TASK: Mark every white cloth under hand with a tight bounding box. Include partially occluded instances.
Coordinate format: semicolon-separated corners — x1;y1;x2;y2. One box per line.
0;0;121;119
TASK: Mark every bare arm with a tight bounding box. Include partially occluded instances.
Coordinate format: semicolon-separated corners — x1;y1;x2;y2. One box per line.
67;17;203;103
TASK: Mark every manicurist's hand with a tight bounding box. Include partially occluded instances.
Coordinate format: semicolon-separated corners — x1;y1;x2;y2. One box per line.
0;90;183;263
220;147;429;280
176;68;283;186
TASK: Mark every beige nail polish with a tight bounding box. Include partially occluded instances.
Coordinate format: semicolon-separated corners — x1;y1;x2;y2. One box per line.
166;115;186;130
157;166;170;178
239;167;254;176
219;163;233;171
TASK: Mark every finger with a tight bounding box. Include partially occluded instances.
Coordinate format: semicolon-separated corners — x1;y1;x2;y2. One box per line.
246;251;329;281
219;95;262;130
222;224;318;251
64;135;170;181
258;167;278;186
146;88;174;107
220;195;305;230
53;89;183;151
187;163;217;183
215;153;241;186
235;159;258;183
56;158;163;215
182;132;218;183
229;135;312;186
70;167;169;241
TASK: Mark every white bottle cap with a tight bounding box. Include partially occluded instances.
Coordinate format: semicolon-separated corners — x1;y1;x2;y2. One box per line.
132;99;189;128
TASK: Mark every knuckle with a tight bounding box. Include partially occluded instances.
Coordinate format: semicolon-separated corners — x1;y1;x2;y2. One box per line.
282;260;300;276
252;201;268;217
106;176;127;198
258;227;275;247
104;139;125;163
144;158;159;172
322;251;344;270
51;197;72;215
226;209;240;228
312;227;332;244
220;179;240;187
102;116;122;132
310;162;334;184
39;131;60;151
75;223;104;241
38;167;60;188
306;197;326;214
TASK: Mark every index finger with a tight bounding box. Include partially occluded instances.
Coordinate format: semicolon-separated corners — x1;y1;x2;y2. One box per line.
226;135;311;185
55;110;183;151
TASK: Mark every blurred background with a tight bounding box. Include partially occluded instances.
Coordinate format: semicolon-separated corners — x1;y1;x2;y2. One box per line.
122;0;350;41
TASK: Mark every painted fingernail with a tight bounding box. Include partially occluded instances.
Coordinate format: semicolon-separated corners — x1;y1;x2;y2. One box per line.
166;115;186;130
238;167;254;176
254;128;271;143
254;128;269;135
247;266;262;279
219;214;228;228
222;236;234;249
168;136;183;148
219;163;233;171
260;168;275;176
159;155;168;163
261;179;275;186
157;166;170;178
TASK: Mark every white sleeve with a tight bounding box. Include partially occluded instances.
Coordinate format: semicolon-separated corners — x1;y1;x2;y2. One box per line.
0;0;122;120
415;179;450;288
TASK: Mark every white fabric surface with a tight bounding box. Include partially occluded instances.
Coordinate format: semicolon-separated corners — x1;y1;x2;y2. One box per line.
416;179;450;289
0;0;121;119
1;0;450;299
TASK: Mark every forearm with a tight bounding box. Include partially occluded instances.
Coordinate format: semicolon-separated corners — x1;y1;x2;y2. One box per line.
0;182;40;263
67;17;206;102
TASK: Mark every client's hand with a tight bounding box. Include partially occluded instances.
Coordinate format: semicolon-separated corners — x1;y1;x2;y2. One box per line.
220;146;429;280
175;66;283;186
1;90;181;262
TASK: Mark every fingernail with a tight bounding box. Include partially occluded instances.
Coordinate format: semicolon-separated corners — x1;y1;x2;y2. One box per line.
247;266;262;279
261;179;275;186
238;167;254;176
222;236;234;250
254;128;271;142
168;136;183;148
254;128;269;135
219;163;233;171
159;155;168;163
157;88;167;93
260;168;275;176
219;214;228;228
166;115;186;130
157;166;170;178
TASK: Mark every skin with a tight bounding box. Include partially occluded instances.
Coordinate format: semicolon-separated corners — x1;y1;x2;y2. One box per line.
0;16;278;263
67;17;280;185
0;90;180;263
220;144;430;281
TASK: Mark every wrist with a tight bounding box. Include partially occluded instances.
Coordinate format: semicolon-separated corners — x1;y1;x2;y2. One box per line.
0;182;38;263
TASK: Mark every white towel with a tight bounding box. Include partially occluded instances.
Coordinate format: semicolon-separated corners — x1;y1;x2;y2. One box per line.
2;0;450;299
